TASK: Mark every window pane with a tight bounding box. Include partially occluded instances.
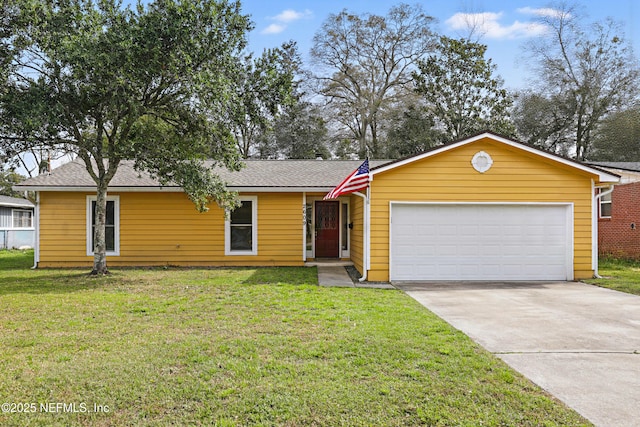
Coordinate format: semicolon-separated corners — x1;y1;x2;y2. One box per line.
91;200;116;252
92;201;115;225
231;201;252;224
306;203;313;252
105;226;115;251
106;200;115;226
231;226;252;250
342;203;348;251
601;202;612;217
13;211;32;228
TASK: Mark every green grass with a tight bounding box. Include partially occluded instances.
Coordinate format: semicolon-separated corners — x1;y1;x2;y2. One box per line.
0;250;589;426
585;257;640;296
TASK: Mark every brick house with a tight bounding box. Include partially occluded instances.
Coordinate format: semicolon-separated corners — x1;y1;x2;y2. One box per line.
589;162;640;259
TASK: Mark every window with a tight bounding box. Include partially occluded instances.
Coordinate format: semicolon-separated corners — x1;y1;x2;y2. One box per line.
225;196;257;255
600;191;612;218
341;203;349;251
305;202;313;252
86;196;120;256
12;209;33;228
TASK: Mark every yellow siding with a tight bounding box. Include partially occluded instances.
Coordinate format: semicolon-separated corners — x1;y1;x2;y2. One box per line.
39;192;87;265
367;137;596;281
349;194;365;274
39;191;304;267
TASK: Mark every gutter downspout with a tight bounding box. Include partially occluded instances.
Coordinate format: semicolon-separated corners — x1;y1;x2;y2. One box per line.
31;191;39;269
593;184;614;278
352;189;369;282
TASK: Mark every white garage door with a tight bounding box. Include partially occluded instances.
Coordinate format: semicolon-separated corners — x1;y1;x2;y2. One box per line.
390;203;573;281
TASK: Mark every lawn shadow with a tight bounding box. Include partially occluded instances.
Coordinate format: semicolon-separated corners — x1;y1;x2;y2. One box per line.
0;270;127;295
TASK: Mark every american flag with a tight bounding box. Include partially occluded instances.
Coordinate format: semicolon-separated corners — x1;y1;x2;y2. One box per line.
324;159;370;200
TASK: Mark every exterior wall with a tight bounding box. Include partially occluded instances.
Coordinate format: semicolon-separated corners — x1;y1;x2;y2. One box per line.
367;137;596;281
1;230;35;249
0;206;35;249
38;191;304;267
0;207;11;228
599;182;640;259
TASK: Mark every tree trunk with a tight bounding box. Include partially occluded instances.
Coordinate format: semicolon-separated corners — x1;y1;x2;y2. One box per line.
91;182;109;275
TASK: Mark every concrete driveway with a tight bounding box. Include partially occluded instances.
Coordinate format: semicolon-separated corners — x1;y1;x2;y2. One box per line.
395;281;640;427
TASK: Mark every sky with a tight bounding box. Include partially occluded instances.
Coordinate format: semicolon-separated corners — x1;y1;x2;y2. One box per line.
238;0;640;90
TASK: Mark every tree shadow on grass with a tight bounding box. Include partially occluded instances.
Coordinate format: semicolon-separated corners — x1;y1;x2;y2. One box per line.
0;271;126;295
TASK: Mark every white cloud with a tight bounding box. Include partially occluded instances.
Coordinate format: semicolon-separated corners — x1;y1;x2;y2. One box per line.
272;9;312;23
446;12;548;39
262;23;286;35
261;9;313;35
517;7;567;19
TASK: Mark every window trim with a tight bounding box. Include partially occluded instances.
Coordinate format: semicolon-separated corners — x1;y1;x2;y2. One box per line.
599;190;612;219
86;195;120;256
225;195;258;256
11;209;33;229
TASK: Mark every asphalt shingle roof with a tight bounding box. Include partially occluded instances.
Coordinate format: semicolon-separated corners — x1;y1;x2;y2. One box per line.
15;158;389;190
0;195;34;208
587;162;640;172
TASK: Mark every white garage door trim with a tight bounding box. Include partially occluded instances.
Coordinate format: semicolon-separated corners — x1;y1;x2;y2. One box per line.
389;202;574;281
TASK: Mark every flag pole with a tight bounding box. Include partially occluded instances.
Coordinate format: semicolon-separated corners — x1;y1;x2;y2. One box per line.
324;158;371;281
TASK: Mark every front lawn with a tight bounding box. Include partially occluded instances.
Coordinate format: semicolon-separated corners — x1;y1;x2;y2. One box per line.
0;250;588;426
585;257;640;296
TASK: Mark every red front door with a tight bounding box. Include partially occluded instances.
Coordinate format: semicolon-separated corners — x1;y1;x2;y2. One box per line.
315;201;340;258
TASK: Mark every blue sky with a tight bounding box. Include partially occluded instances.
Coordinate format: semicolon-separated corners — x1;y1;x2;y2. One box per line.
239;0;640;90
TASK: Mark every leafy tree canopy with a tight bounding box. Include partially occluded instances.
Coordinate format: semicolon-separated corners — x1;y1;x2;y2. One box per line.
0;0;252;273
589;106;640;161
520;2;640;160
311;3;436;159
413;36;515;141
0;170;26;198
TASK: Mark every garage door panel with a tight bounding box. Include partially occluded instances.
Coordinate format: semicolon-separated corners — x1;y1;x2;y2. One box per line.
390;204;572;281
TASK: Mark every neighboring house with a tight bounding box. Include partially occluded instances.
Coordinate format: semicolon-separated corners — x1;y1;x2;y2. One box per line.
587;162;640;260
0;195;35;250
15;132;619;281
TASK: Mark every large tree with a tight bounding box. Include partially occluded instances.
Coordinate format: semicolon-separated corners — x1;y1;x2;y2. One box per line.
1;0;252;274
310;3;436;158
278;102;329;160
413;36;515;141
520;2;640;160
512;91;576;157
227;42;300;158
589;106;640;161
385;104;443;158
0;170;25;197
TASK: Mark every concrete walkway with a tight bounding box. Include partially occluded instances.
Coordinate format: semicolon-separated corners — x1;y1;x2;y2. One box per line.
395;281;640;427
316;265;394;289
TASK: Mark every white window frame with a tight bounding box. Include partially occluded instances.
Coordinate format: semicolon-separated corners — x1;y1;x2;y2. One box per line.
341;200;351;258
225;195;258;256
86;195;120;256
11;209;33;229
599;190;612;218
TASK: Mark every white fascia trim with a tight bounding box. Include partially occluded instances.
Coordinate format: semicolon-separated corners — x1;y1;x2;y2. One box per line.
228;187;334;193
371;132;620;183
0;202;35;208
15;186;184;192
17;186;334;193
388;201;575;207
